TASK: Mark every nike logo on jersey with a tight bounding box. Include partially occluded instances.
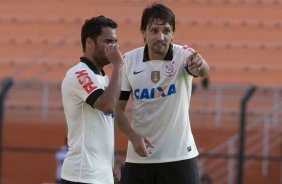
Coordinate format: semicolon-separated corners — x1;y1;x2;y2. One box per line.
133;70;145;75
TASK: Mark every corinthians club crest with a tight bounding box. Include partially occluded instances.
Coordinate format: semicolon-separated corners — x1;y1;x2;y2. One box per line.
151;71;160;84
164;61;176;78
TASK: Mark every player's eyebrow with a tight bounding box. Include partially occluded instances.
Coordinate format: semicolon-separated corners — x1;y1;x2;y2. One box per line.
104;38;117;43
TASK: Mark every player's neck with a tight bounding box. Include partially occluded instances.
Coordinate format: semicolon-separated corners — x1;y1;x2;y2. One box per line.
83;54;102;73
148;51;167;61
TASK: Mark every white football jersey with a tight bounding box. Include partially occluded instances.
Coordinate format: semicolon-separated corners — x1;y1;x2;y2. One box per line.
61;57;114;184
121;44;199;163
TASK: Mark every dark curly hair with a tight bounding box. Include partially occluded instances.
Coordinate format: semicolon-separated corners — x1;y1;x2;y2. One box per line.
140;2;175;33
81;15;117;52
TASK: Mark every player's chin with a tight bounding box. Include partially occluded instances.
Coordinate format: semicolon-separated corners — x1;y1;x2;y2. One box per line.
153;48;167;55
155;46;169;54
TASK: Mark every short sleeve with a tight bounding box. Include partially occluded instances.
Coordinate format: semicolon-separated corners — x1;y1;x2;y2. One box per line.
68;69;105;106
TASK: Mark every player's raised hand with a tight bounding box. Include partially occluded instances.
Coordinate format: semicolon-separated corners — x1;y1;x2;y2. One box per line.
186;52;204;71
104;43;123;66
129;132;154;157
186;52;209;77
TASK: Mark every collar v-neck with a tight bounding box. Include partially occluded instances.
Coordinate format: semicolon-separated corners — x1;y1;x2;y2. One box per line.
143;44;173;62
80;57;105;76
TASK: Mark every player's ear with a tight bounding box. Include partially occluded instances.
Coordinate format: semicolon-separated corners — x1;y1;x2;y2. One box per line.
142;32;147;43
86;37;95;50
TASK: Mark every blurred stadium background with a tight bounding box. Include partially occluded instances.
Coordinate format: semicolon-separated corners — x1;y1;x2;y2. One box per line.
0;0;281;183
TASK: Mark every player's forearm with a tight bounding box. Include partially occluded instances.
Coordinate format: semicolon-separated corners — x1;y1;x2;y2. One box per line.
115;110;136;139
107;63;123;98
96;64;122;112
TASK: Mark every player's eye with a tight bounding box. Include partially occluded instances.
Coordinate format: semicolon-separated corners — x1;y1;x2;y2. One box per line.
150;29;158;34
164;29;171;34
104;40;115;44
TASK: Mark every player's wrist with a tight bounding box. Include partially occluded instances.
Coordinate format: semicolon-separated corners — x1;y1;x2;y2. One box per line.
127;129;138;141
112;60;123;68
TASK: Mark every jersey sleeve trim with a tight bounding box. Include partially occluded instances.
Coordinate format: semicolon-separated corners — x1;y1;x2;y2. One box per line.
119;91;131;101
86;89;104;107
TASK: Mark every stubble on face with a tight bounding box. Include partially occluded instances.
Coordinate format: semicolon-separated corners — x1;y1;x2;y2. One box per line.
144;19;174;60
93;27;118;67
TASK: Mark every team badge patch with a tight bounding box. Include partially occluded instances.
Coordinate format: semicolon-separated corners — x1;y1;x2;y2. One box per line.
164;61;177;78
151;71;160;84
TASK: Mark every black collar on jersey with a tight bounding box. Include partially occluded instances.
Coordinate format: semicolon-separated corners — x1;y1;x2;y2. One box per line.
80;57;105;76
143;44;173;62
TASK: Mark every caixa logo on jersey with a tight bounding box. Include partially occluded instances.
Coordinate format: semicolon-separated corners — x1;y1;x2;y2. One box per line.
75;70;97;94
134;84;176;100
